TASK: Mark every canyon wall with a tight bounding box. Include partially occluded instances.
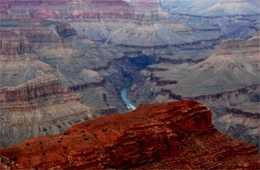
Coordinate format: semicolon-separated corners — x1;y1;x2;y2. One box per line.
0;0;259;150
0;74;106;147
128;33;260;148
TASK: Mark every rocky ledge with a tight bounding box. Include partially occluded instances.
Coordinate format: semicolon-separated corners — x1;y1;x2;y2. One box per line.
0;100;259;169
0;74;69;103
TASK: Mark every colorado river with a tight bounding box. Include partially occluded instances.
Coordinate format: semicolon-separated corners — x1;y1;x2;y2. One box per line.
120;82;136;110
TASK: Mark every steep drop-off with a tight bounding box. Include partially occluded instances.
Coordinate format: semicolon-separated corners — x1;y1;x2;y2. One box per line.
0;100;259;169
128;33;260;148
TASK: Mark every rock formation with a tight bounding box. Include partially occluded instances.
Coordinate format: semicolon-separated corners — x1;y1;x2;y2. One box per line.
0;100;259;169
162;0;260;16
0;74;105;147
128;33;260;148
0;0;259;155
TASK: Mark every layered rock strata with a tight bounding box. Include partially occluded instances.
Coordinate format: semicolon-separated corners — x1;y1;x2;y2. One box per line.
0;0;259;154
128;33;260;147
0;100;259;169
0;74;103;147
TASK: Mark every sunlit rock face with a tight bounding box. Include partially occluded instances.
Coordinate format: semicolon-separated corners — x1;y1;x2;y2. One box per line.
0;100;259;169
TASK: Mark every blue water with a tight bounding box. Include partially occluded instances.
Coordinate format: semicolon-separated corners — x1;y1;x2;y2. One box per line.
120;82;136;110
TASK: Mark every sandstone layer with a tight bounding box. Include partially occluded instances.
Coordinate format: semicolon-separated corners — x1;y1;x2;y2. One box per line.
0;100;259;169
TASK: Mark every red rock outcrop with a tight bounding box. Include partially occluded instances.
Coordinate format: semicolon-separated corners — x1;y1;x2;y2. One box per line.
0;100;259;169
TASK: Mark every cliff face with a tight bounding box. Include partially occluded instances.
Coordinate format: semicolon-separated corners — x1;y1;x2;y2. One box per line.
0;100;259;169
1;0;224;47
1;0;133;19
128;33;260;148
0;74;68;103
0;74;105;147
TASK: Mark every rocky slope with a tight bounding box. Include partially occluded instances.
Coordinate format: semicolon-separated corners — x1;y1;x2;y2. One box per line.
128;33;260;147
162;0;260;16
0;100;259;169
167;33;260;97
0;74;110;147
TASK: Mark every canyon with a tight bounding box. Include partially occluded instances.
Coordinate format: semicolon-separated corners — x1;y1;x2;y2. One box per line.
0;100;259;169
128;32;260;148
0;0;259;160
0;74;114;147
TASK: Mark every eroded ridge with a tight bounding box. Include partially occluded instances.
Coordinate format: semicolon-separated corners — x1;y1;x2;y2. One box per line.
0;100;259;169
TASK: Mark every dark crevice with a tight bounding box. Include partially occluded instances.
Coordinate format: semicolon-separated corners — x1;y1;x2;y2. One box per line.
103;54;157;111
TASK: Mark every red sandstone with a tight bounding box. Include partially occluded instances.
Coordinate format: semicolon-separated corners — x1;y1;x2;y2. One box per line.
0;100;259;169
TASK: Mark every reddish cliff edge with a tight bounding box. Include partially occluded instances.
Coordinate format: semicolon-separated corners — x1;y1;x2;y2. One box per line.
0;100;259;169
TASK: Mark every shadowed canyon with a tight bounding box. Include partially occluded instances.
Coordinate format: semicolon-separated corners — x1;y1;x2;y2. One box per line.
0;0;259;168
